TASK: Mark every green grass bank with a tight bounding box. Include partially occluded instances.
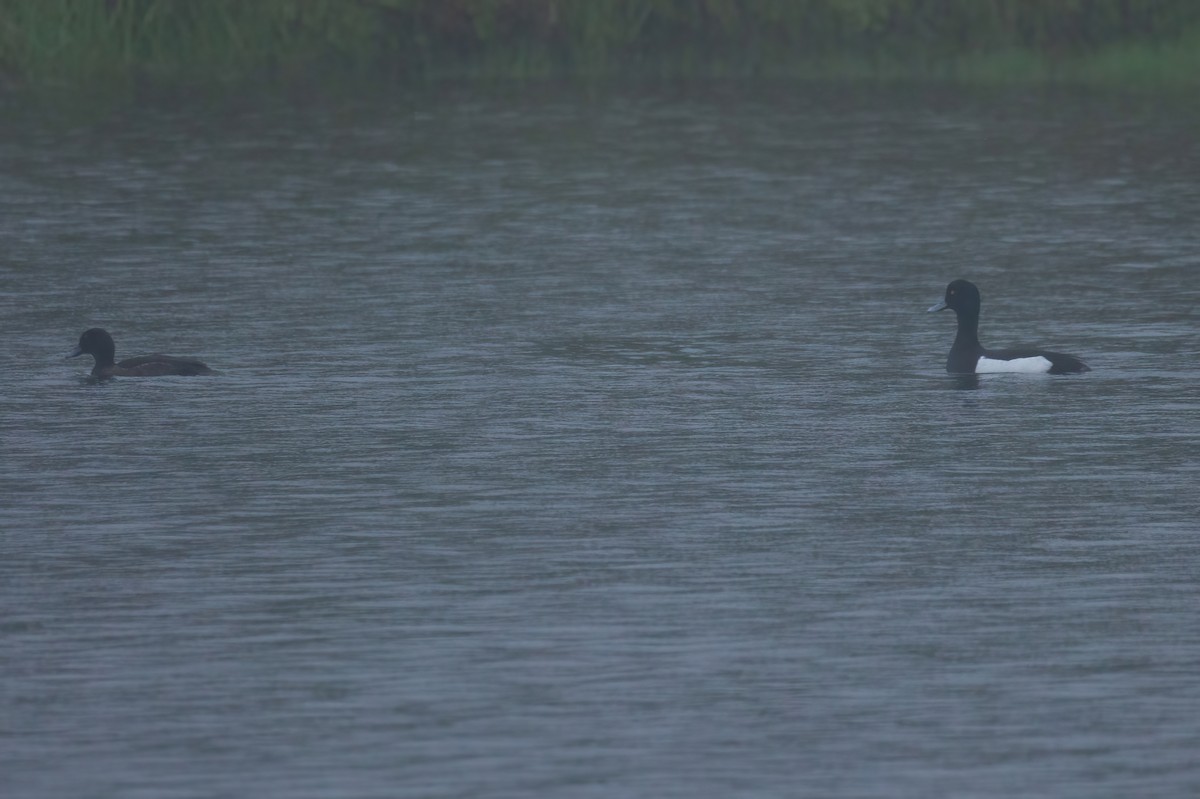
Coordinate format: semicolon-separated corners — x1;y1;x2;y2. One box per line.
3;0;1199;90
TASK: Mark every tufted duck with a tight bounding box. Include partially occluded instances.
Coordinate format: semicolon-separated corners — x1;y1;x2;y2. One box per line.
928;280;1089;374
68;328;215;378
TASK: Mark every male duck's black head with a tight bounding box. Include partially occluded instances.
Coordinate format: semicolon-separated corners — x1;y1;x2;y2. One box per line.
927;279;981;318
69;328;117;368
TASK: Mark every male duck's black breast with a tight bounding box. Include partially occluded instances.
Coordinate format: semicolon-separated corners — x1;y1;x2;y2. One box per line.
946;342;984;374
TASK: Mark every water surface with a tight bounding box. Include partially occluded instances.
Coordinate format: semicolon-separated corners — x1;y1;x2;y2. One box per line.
2;84;1199;798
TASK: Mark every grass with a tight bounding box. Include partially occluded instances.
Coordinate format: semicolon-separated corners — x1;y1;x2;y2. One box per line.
2;0;1199;91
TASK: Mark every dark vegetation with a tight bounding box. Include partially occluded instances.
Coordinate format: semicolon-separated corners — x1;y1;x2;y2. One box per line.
2;0;1198;88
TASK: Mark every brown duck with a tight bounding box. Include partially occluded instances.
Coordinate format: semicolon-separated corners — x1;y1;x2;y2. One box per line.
69;328;215;378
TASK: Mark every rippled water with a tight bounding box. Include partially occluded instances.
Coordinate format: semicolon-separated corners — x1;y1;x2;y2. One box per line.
2;84;1199;798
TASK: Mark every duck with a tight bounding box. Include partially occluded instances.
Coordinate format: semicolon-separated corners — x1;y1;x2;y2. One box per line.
928;280;1089;374
68;328;215;378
